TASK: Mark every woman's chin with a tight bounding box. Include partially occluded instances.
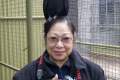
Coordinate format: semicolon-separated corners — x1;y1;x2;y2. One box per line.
53;56;66;61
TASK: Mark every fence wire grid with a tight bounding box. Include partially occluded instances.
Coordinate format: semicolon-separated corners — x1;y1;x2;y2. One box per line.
0;0;120;80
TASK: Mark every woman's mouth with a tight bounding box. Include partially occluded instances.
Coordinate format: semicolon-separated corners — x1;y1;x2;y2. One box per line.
53;51;65;54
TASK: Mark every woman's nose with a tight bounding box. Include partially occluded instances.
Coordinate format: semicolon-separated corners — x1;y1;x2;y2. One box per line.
55;40;64;48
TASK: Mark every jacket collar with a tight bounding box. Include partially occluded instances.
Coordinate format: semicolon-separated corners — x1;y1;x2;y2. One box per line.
70;49;87;70
43;50;70;67
43;49;87;70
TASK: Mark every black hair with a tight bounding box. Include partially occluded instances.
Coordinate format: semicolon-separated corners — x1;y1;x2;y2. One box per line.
44;16;76;39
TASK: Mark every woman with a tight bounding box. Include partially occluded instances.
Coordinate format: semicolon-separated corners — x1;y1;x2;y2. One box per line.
13;16;106;80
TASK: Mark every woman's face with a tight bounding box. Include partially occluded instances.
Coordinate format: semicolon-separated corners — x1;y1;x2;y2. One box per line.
46;21;74;62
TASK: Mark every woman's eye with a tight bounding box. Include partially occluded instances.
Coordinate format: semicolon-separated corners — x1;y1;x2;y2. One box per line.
62;37;71;42
50;37;57;41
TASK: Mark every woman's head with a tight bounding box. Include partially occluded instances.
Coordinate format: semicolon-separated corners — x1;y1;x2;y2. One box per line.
44;17;76;38
44;17;76;64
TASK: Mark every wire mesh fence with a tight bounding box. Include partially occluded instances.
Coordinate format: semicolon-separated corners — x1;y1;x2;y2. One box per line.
0;0;44;80
0;0;120;80
76;0;120;80
0;0;27;80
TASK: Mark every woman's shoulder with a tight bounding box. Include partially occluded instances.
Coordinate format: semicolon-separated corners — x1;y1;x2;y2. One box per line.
83;58;103;72
13;59;38;80
82;58;106;80
72;49;106;80
73;49;104;72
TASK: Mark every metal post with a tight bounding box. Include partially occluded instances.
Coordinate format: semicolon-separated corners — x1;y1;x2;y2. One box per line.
0;0;4;78
0;23;1;80
26;0;33;63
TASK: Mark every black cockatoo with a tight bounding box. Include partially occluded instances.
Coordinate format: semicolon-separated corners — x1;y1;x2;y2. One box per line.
43;0;69;20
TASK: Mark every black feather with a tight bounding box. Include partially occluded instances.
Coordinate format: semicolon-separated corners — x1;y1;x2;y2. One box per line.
43;0;69;20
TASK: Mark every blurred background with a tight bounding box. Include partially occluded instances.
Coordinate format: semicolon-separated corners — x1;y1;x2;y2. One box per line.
0;0;120;80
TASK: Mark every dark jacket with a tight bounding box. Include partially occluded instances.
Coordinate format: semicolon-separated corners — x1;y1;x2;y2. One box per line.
13;49;106;80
